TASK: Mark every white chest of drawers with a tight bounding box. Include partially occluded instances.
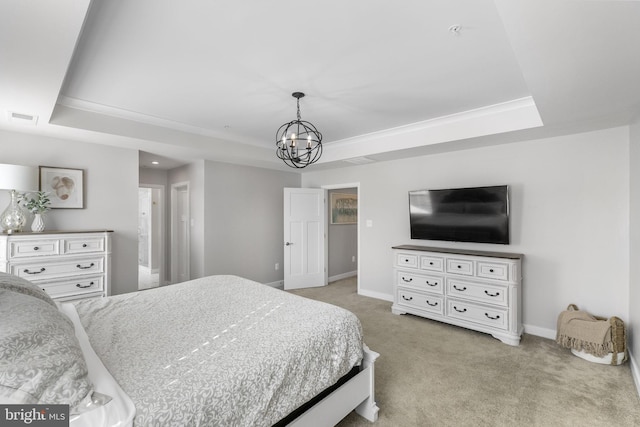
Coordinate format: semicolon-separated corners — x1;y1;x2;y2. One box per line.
391;245;523;346
0;230;113;302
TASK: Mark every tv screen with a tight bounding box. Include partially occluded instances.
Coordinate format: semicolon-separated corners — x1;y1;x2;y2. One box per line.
409;185;509;244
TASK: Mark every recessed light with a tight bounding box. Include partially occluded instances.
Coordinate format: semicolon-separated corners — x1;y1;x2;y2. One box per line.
151;161;159;165
449;25;462;35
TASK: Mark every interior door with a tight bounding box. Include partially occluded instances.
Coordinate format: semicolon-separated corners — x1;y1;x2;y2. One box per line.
284;188;326;290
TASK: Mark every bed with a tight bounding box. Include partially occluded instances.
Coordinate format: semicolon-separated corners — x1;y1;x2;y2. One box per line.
0;272;379;426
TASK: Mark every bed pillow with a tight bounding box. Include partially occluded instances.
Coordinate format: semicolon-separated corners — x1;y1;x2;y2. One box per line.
0;287;93;408
0;271;56;307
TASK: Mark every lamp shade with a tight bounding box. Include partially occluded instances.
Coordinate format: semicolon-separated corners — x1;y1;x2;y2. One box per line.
0;164;39;191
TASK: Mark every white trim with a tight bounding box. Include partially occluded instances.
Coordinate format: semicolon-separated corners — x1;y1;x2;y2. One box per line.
358;289;393;302
329;270;357;283
630;350;640;398
523;324;556;340
263;280;284;289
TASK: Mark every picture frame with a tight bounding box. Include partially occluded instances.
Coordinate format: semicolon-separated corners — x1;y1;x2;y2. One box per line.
330;192;357;224
39;166;84;209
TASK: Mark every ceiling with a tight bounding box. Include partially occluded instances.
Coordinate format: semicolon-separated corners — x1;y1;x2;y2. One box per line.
1;0;639;172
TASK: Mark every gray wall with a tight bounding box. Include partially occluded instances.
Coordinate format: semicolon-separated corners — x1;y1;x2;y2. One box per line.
203;161;300;284
302;126;631;340
328;188;358;279
0;130;139;296
629;120;640;388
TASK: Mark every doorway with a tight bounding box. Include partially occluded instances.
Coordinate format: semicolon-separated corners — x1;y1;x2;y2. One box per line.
138;185;165;290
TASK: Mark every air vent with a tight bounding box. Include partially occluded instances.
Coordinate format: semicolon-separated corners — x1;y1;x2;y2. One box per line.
343;157;375;165
7;111;38;125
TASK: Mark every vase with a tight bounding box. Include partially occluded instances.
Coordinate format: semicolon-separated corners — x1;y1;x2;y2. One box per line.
31;213;45;233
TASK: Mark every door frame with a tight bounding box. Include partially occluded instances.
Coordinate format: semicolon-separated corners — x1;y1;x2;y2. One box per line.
321;182;360;294
171;181;190;284
139;183;166;287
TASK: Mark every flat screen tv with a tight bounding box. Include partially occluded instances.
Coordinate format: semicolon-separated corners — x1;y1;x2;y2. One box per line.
409;185;510;244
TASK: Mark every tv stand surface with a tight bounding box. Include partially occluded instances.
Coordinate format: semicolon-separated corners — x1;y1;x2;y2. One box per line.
391;245;523;346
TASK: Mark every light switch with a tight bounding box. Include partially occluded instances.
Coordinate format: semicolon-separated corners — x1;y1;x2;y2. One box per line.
366;220;373;228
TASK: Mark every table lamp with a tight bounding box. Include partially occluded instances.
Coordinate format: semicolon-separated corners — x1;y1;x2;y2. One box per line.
0;164;39;234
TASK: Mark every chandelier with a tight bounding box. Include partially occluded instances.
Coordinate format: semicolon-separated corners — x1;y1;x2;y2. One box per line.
276;92;323;168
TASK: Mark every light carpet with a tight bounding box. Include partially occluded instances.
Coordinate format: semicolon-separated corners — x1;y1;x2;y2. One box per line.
288;277;640;427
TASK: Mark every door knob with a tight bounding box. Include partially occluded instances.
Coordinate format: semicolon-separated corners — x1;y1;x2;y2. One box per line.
285;242;293;246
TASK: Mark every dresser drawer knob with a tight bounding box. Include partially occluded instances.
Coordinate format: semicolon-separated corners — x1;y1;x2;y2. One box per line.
24;267;46;275
76;282;95;289
404;259;409;262
453;285;467;292
457;265;462;269
82;243;88;248
429;262;434;265
401;295;413;301
453;306;467;313
425;281;437;287
489;269;494;273
484;290;500;297
485;313;501;320
76;263;95;269
402;277;413;283
426;300;438;307
33;246;39;251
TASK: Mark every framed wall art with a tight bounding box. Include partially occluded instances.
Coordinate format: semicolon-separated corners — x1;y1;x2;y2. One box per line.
330;192;357;224
39;166;84;209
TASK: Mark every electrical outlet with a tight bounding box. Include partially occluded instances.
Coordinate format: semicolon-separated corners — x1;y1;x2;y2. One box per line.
275;263;279;271
352;256;356;263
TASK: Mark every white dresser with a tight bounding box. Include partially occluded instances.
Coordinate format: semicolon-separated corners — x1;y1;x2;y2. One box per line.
391;245;523;346
0;230;113;302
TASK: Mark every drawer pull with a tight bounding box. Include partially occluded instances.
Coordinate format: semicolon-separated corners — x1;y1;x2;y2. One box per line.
404;259;409;262
33;246;39;251
485;313;501;320
429;262;434;265
453;306;467;313
76;282;95;289
457;265;462;269
402;277;413;283
82;243;88;248
453;285;467;292
425;281;437;287
426;300;438;307
489;269;494;273
24;267;46;275
484;290;500;297
401;295;413;301
76;263;95;269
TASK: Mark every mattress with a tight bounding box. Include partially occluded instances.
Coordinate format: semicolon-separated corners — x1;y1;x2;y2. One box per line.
70;275;364;426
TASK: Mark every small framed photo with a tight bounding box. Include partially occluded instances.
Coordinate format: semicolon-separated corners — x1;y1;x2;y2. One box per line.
330;192;357;224
39;166;84;209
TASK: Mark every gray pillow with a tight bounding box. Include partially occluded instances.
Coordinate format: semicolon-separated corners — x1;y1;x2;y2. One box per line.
0;271;56;307
0;288;93;407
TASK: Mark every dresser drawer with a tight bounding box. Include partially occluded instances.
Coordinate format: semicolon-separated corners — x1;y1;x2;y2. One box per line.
447;299;508;330
476;261;510;281
11;256;105;281
397;271;443;294
41;276;104;299
396;253;418;268
446;258;474;276
9;239;60;258
447;278;508;307
397;288;444;315
420;255;444;272
64;237;106;254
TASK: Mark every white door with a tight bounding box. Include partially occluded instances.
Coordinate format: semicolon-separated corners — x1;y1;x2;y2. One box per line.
284;188;326;290
171;182;190;284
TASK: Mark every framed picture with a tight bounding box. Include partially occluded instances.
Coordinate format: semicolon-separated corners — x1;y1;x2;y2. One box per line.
39;166;84;209
330;193;357;224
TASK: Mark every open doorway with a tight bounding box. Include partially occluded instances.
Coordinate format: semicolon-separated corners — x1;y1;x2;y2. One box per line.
323;184;359;292
138;185;165;290
171;182;190;284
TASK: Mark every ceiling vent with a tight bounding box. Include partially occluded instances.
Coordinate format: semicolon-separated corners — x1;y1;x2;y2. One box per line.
343;156;375;165
7;111;38;126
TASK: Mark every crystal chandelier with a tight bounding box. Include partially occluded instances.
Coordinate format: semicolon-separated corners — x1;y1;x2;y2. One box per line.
276;92;323;168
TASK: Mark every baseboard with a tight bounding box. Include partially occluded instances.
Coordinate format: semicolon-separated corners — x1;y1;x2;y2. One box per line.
523;324;556;340
329;271;357;283
629;349;640;398
358;289;393;302
264;280;284;289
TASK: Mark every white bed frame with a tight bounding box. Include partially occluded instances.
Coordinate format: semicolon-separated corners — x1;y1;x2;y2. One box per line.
289;344;380;426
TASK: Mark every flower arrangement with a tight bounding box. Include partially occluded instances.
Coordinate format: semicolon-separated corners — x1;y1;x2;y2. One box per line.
24;191;51;215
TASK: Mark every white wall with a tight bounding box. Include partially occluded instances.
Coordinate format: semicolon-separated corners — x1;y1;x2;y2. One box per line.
629;120;640;391
302;126;630;336
0;130;139;296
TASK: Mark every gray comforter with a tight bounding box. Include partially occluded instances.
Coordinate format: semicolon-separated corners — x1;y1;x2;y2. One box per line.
73;275;363;426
